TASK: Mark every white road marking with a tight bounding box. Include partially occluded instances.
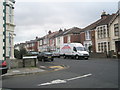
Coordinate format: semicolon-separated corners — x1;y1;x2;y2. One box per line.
38;73;92;86
66;73;92;81
12;70;20;73
39;79;67;86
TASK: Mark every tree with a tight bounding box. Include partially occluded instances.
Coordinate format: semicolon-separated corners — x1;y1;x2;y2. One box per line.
14;49;20;59
19;47;27;59
14;46;27;59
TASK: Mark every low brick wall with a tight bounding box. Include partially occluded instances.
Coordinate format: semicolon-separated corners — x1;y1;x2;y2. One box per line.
90;52;107;58
6;58;38;69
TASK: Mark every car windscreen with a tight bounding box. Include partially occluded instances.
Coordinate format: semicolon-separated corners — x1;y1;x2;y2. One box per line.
76;47;86;51
52;51;59;53
44;52;52;54
31;52;39;54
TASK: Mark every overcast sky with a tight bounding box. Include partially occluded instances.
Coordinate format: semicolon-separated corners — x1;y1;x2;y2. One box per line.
14;0;119;44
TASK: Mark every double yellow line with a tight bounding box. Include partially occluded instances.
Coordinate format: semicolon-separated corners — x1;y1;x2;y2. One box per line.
49;66;65;71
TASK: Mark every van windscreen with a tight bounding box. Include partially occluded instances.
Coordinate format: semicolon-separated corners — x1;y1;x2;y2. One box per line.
76;47;86;51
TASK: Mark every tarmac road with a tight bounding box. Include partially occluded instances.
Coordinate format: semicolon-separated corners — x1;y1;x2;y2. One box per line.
2;58;118;89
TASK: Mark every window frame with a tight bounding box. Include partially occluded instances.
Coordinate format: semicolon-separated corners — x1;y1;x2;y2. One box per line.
114;23;119;36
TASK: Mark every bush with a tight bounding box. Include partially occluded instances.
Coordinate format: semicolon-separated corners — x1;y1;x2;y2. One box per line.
14;48;27;59
14;49;21;59
88;45;92;53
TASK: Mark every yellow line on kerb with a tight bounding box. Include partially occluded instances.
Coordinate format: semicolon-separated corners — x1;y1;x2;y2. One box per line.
49;66;64;71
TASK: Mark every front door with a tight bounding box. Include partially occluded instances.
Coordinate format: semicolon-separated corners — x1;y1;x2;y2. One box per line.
115;41;120;58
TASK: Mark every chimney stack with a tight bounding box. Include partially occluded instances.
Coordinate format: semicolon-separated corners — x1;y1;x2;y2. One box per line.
48;30;52;34
101;11;108;19
59;28;63;32
36;36;38;39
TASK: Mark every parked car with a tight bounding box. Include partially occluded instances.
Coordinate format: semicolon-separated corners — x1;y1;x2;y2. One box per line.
0;60;8;75
37;52;54;62
26;51;39;56
52;51;60;58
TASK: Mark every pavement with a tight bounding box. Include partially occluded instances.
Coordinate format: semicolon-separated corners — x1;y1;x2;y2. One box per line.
1;61;67;77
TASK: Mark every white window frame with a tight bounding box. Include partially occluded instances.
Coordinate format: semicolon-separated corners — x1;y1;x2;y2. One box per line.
85;31;91;40
9;6;12;23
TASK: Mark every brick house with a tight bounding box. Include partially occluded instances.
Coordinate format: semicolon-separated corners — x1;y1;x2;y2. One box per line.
37;36;45;52
63;27;82;43
54;27;82;52
80;12;115;54
55;29;69;51
49;31;59;51
25;37;38;52
47;31;59;51
80;19;102;52
14;43;26;51
37;31;59;52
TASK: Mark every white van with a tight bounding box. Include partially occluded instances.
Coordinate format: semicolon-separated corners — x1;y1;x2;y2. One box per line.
60;43;89;59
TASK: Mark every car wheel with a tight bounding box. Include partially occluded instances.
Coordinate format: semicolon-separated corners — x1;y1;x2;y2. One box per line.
85;58;88;60
63;55;66;59
51;58;54;61
38;57;41;61
76;55;79;60
41;58;45;62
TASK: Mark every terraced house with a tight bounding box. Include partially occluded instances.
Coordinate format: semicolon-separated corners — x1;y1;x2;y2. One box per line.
109;10;120;58
63;27;82;44
55;29;68;52
80;19;102;52
0;0;15;60
14;10;119;58
37;31;59;52
25;37;38;52
80;11;120;58
95;12;115;54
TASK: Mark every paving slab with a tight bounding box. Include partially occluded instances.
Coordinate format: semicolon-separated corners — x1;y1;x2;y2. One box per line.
1;68;45;77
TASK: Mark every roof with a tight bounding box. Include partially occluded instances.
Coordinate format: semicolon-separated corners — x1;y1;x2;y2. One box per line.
82;19;102;31
9;0;15;3
63;27;82;35
26;39;37;44
14;43;26;48
37;31;59;40
54;29;69;38
48;31;59;39
109;11;119;26
37;37;44;41
96;14;115;26
82;14;115;31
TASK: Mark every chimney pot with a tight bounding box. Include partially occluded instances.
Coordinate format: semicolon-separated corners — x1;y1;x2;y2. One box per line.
48;30;52;34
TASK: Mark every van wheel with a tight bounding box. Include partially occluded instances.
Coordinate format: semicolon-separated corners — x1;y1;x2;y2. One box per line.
38;57;41;61
41;58;45;62
85;58;88;60
63;55;66;59
51;58;54;61
76;55;79;60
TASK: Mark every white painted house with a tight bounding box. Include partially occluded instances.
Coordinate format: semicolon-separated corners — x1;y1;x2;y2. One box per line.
95;12;115;54
109;10;120;58
55;29;66;52
0;0;15;60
